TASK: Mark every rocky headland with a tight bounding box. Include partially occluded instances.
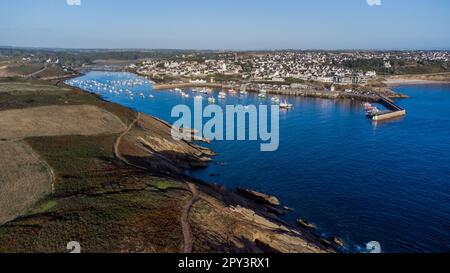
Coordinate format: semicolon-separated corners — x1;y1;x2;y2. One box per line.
0;77;336;253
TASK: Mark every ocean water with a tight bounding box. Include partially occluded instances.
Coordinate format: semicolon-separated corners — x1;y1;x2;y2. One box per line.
67;71;450;253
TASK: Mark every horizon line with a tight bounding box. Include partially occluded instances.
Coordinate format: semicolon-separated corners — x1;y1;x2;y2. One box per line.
1;45;449;52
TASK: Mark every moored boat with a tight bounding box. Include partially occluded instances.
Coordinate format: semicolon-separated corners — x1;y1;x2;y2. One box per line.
280;101;293;109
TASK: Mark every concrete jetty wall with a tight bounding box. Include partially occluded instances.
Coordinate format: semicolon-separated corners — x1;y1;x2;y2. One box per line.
372;110;406;121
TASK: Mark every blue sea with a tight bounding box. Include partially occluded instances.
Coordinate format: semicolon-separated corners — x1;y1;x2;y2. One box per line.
67;71;450;253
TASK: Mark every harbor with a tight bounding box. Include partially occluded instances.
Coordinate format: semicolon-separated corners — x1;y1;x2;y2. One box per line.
152;81;408;103
364;95;407;121
66;71;450;253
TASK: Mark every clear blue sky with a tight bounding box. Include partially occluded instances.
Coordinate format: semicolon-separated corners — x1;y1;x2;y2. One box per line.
1;0;449;50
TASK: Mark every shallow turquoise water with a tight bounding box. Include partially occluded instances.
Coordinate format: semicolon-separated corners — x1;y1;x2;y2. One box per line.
67;71;450;253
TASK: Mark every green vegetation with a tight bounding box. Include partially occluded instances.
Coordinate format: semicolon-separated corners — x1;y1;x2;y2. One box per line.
252;80;289;86
0;190;185;252
251;77;307;86
26;135;118;196
207;73;243;82
392;61;450;75
150;180;183;191
342;58;450;75
341;58;386;73
30;200;58;215
0;47;205;68
284;77;305;84
151;74;180;84
0;81;68;94
35;65;72;78
6;64;44;76
367;78;387;88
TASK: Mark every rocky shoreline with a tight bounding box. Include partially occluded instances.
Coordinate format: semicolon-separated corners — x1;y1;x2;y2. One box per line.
132;114;340;253
75;80;342;253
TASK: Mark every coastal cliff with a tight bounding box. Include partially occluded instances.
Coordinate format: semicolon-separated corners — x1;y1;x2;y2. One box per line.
0;78;333;253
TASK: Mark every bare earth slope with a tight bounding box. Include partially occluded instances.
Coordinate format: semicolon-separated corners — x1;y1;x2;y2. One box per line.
0;141;53;225
0;105;126;140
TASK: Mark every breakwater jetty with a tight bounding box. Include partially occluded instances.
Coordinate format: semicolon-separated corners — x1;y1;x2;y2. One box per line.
368;95;406;121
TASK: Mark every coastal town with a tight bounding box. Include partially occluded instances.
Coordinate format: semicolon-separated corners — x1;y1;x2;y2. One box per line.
2;48;450;120
135;51;449;82
2;48;449;100
127;50;448;102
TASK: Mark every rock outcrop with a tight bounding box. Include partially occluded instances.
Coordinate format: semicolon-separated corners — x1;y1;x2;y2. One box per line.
237;188;281;207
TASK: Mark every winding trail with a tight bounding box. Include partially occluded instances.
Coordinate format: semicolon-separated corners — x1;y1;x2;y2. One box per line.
113;112;197;253
26;66;47;78
181;182;199;253
113;113;141;164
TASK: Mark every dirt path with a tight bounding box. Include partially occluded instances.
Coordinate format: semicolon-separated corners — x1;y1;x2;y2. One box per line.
113;113;141;164
26;66;47;78
113;112;198;253
181;182;199;253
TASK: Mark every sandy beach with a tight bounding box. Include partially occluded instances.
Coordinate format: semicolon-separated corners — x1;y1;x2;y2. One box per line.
385;73;450;87
385;78;450;87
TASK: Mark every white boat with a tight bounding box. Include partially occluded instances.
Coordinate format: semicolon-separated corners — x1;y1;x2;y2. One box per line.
366;107;380;117
240;90;248;95
258;93;267;99
208;97;216;104
218;91;227;99
175;88;183;92
280;101;293;109
271;97;280;104
181;92;189;98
